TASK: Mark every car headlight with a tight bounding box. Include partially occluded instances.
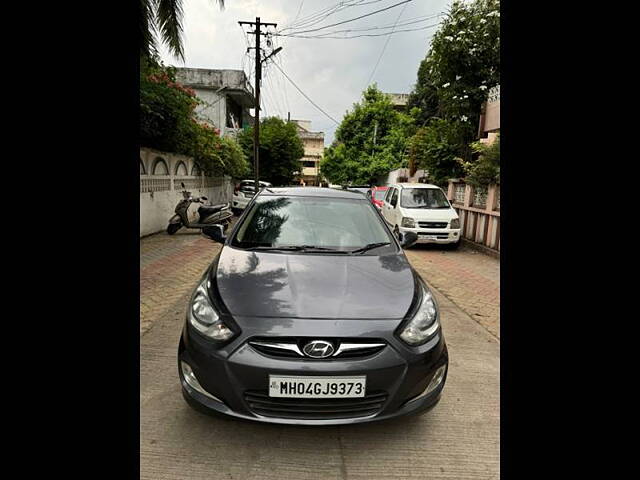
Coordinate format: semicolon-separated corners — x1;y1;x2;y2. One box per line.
398;283;440;346
450;218;460;229
401;217;416;228
188;278;235;341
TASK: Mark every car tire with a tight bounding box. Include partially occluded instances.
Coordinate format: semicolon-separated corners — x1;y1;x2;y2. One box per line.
449;238;461;250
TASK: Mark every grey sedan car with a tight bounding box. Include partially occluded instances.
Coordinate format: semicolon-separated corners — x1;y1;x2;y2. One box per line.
178;187;448;425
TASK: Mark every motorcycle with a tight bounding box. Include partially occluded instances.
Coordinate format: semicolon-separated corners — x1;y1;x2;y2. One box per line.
167;183;234;235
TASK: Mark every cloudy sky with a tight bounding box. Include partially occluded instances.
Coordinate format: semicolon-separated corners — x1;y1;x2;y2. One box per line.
159;0;452;144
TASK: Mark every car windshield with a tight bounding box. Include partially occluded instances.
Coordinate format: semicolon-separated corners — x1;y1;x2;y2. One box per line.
232;196;394;252
401;188;450;209
374;190;387;200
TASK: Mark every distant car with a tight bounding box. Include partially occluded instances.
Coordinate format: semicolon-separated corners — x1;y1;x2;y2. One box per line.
370;186;389;210
232;179;273;215
344;185;371;196
381;183;461;248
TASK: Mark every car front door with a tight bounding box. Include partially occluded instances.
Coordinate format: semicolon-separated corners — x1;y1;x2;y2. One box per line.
383;187;398;226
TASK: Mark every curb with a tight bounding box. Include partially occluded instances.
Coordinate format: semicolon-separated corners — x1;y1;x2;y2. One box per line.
461;238;500;259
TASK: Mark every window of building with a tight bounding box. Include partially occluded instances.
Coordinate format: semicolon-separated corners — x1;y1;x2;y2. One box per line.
140;158;146;175
226;97;242;129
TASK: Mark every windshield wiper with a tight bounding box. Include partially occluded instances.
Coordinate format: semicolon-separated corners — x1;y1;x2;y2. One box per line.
245;245;348;253
350;242;391;254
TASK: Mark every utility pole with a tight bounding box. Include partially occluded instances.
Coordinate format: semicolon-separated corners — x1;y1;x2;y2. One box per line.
371;121;378;157
239;17;278;193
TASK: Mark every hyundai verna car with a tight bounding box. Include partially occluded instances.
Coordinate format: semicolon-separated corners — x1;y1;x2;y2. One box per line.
178;187;449;425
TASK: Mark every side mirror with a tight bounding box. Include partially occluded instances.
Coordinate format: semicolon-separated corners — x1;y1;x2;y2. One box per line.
202;225;226;244
399;231;419;249
201;196;208;201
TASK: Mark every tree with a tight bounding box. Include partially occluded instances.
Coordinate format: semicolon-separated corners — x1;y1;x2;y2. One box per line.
408;119;466;187
320;85;416;185
408;0;500;150
140;56;250;177
140;0;226;61
460;134;500;187
237;117;305;186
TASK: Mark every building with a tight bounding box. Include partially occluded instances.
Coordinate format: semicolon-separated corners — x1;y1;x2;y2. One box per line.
385;93;409;112
478;84;500;145
175;68;254;139
292;120;325;186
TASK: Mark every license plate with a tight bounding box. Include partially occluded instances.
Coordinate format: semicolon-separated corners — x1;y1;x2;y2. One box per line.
268;375;366;398
422;235;439;240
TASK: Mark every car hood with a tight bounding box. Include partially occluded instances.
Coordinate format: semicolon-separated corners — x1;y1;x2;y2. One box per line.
213;246;416;319
399;207;458;221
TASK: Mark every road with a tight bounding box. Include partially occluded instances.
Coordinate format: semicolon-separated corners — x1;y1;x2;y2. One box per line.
140;230;500;480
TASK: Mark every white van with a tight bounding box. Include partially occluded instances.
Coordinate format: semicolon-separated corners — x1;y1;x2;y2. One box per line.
381;183;461;247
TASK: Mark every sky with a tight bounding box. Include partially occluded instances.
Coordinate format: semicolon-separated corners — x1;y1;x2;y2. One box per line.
159;0;452;145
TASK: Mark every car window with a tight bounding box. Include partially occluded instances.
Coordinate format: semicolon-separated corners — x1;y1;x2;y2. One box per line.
384;188;393;203
390;189;398;207
374;190;387;200
232;196;394;251
401;188;450;209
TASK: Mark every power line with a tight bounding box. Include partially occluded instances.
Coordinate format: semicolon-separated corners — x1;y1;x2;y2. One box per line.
280;13;442;40
281;0;413;36
281;0;381;33
270;61;340;125
277;22;440;39
307;13;443;36
365;0;410;87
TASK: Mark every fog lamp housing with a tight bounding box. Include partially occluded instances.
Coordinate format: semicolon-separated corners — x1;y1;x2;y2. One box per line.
180;361;223;403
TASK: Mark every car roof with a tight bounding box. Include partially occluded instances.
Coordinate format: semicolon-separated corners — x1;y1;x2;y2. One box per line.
241;179;271;184
373;186;389;189
258;186;365;199
390;182;441;189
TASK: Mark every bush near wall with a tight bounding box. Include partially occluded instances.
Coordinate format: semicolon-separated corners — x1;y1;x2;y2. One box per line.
140;56;249;178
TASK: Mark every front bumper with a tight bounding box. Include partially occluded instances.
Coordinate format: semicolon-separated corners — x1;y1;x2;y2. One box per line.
399;226;461;244
178;320;448;425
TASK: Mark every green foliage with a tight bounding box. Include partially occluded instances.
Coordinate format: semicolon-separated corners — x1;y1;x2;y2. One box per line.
320;85;416;185
409;0;500;129
140;0;226;60
408;119;466;187
140;56;249;178
405;0;499;183
461;135;500;186
140;56;199;154
237;117;305;186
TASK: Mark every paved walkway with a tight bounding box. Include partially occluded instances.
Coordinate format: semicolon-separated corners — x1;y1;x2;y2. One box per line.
140;232;500;480
405;244;500;339
140;230;223;336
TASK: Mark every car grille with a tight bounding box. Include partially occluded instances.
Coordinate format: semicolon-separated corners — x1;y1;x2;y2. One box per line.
249;339;386;359
244;390;388;419
418;221;448;228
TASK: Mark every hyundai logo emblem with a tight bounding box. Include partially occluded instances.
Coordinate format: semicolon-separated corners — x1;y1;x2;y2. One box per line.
302;340;335;358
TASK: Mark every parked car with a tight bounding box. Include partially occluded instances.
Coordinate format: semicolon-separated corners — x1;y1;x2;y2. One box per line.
343;185;371;196
179;186;449;425
232;179;273;215
381;183;461;248
370;186;389;210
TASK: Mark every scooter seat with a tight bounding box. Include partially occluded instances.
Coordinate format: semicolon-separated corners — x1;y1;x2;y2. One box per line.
198;204;227;215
